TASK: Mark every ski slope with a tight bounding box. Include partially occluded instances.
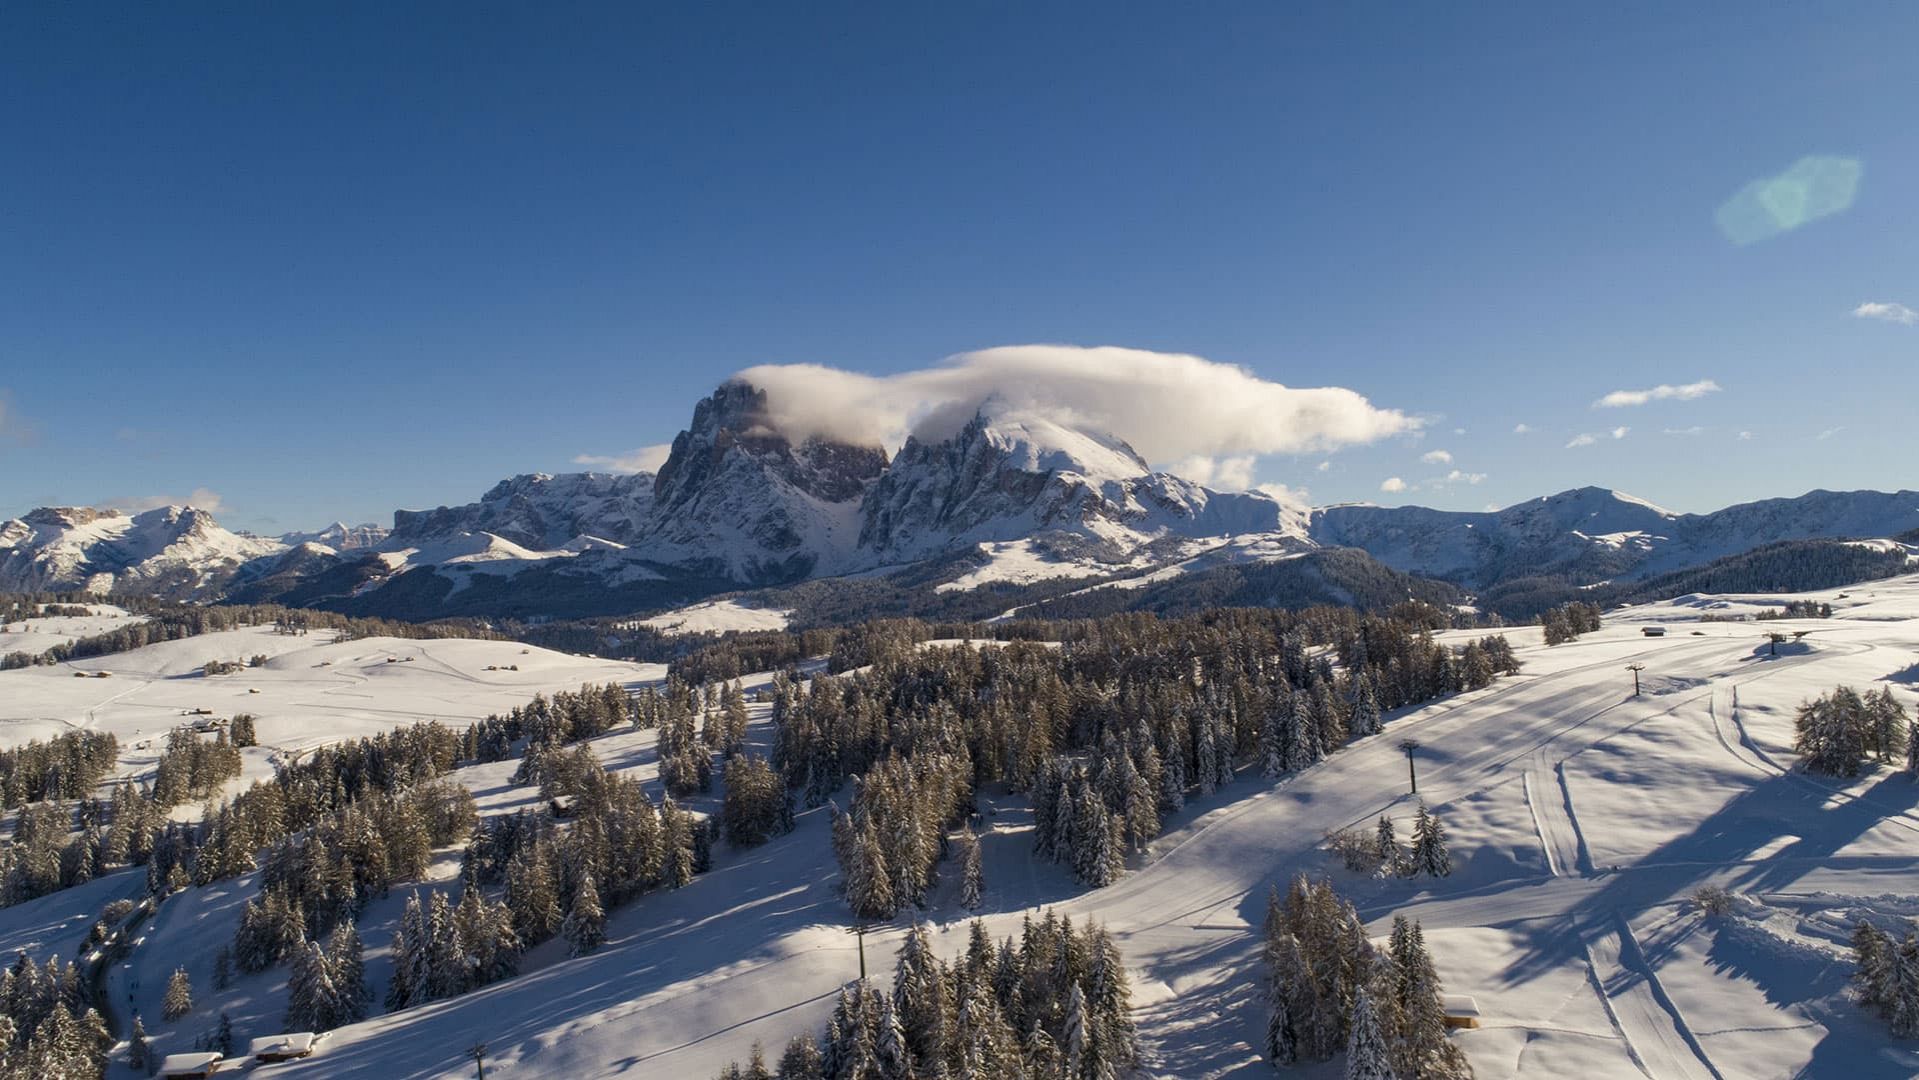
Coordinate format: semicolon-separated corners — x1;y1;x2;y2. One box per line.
7;577;1919;1078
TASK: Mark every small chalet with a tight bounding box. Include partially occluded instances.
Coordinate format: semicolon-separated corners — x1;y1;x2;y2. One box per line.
1441;993;1482;1029
157;1052;223;1079
1641;626;1667;637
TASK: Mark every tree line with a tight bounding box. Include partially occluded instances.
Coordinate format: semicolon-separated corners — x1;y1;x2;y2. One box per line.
713;913;1140;1080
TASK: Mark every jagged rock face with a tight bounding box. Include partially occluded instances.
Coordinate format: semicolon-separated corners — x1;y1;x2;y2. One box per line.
859;408;1296;565
0;505;282;599
390;472;656;550
644;382;889;581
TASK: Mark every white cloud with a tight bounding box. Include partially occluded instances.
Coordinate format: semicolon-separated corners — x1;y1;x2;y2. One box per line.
1379;476;1407;493
1565;428;1625;449
1593;379;1721;408
1738;430;1755;441
1420;449;1453;465
1452;427;1466;436
107;488;225;514
1442;469;1486;485
1817;426;1843;441
1256;482;1310;506
736;345;1417;462
1853;301;1918;325
1315;460;1331;473
573;444;673;475
1513;423;1532;434
1662;426;1704;437
1171;454;1258;491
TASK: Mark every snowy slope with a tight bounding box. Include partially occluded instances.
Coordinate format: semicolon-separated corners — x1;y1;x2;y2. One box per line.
12;574;1914;1078
0;603;147;657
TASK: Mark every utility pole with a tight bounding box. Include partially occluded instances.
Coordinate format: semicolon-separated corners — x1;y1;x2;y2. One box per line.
1626;663;1645;696
846;923;876;982
469;1042;488;1080
1397;739;1420;795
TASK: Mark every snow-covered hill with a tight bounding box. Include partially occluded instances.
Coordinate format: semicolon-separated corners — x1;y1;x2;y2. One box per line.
13;575;1919;1078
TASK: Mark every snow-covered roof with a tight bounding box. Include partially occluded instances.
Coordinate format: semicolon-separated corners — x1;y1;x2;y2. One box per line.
1441;993;1481;1017
248;1032;316;1055
157;1052;222;1073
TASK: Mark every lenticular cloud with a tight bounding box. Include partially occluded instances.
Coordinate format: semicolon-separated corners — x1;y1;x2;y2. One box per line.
734;345;1415;464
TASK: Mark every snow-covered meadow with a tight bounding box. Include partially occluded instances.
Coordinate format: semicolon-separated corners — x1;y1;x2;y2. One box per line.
5;575;1919;1078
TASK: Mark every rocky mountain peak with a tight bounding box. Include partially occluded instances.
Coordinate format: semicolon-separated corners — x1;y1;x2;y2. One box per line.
653;381;888;512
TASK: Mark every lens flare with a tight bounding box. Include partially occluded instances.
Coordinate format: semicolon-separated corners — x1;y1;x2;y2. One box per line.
1715;155;1862;245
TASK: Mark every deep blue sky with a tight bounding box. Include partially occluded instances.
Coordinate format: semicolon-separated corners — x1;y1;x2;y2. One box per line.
2;3;1914;532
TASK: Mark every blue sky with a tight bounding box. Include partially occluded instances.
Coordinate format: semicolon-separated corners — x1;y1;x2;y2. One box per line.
2;3;1914;533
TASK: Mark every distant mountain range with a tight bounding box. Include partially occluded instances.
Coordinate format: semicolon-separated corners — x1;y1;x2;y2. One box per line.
4;380;1915;622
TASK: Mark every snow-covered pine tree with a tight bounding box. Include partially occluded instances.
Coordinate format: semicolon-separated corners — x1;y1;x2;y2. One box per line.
162;966;193;1020
957;827;984;910
1194;716;1218;797
892;922;952;1072
777;1033;824;1080
1389;918;1470;1079
386;893;424;1011
872;991;911;1080
1853;921;1896;1017
1344;987;1395;1080
1062;982;1090;1080
563;872;606;957
1374;815;1402;876
127;1015;151;1071
327;922;370;1022
1260;704;1288;779
1350;675;1382;740
1889;931;1919;1038
1411;803;1452;878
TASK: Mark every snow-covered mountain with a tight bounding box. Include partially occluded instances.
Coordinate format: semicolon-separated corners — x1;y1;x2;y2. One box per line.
642;382;889;582
1310;486;1919;588
388;472;655;550
862;406;1300;560
11;379;1916;620
0;505;284;599
279;521;390;551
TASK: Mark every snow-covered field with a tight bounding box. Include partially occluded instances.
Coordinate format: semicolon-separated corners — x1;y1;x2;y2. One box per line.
0;625;662;790
8;575;1919;1078
0;603;147;657
634;598;793;636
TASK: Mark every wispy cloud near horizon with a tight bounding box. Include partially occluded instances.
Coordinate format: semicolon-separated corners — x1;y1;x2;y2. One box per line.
1853;301;1918;326
573;444;673;475
1594;379;1720;408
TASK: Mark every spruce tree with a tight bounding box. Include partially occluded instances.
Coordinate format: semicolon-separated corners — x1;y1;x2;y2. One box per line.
958;827;984;910
563;873;607;957
1344;988;1395;1080
162;966;193;1021
127;1015;151;1071
1374;815;1402;876
1411;804;1452;878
